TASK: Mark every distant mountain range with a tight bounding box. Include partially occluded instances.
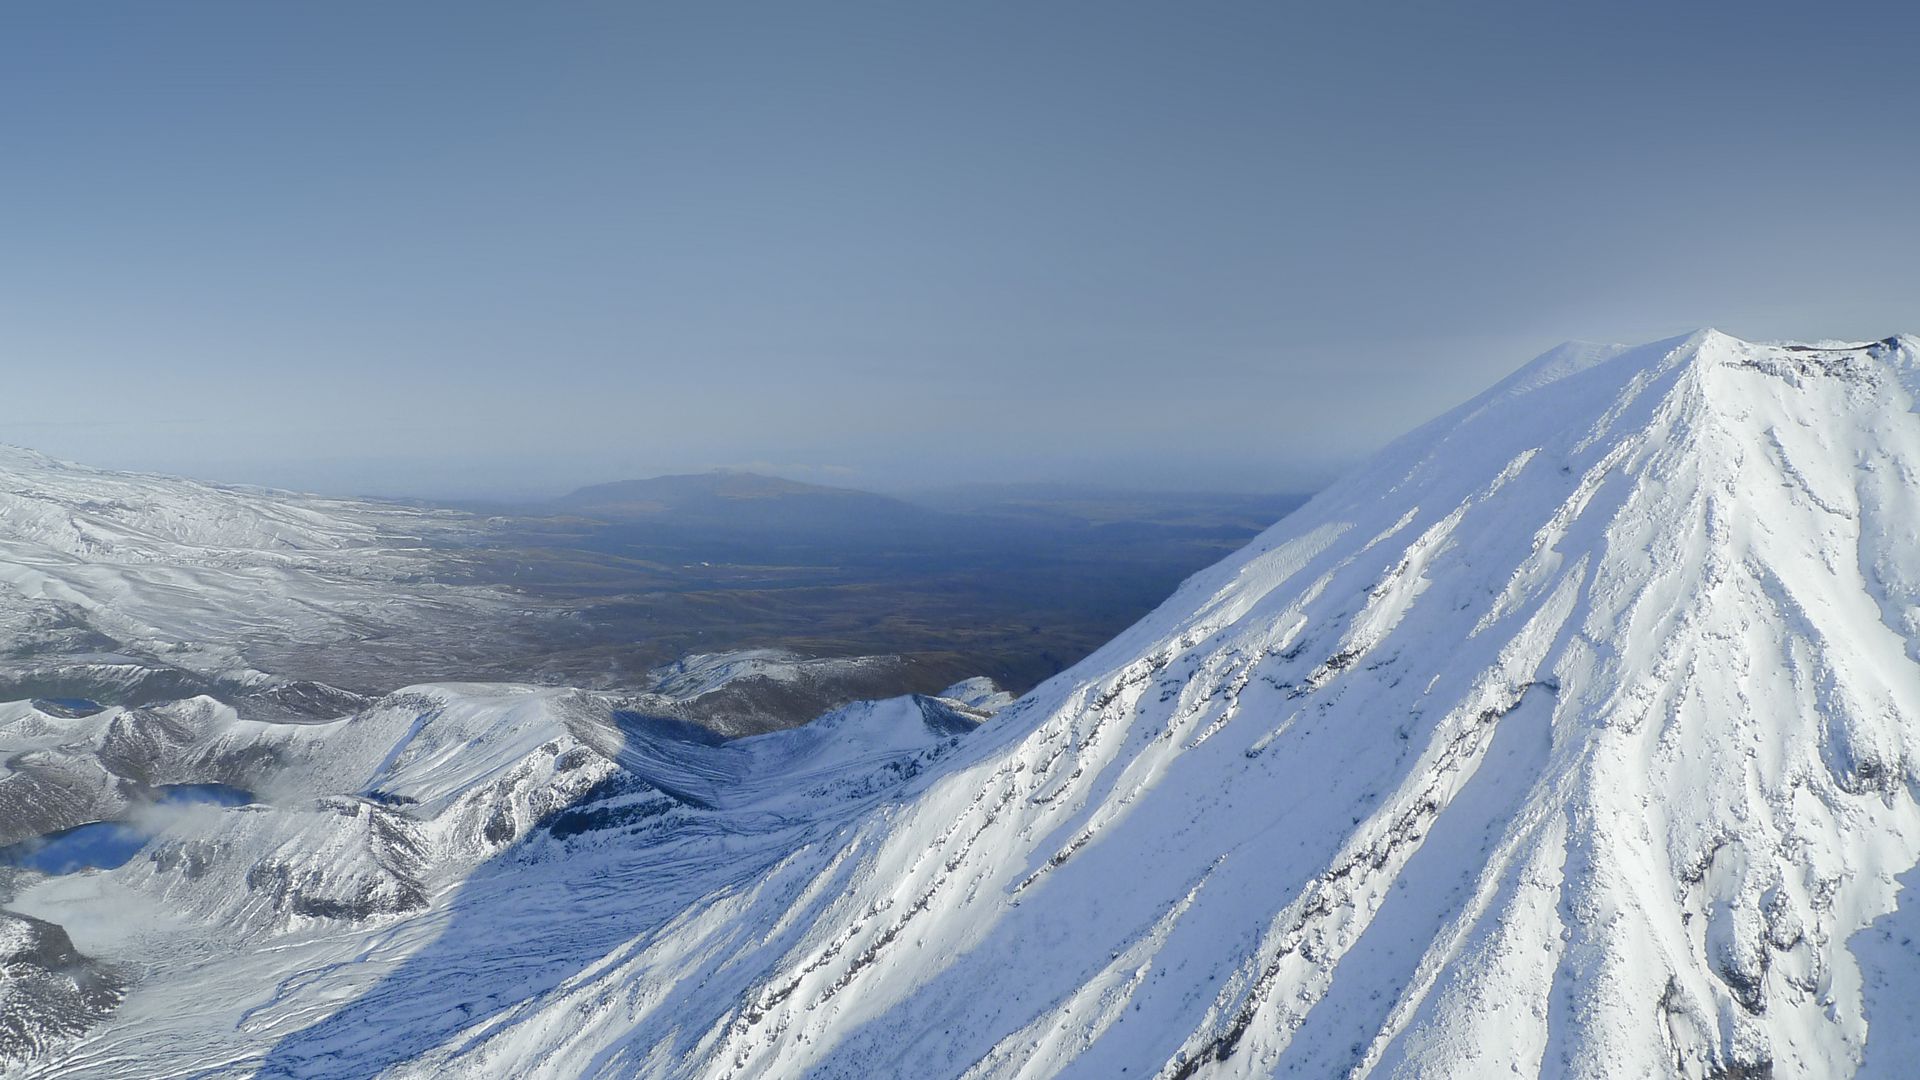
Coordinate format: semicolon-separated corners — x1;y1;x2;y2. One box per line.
547;470;1307;534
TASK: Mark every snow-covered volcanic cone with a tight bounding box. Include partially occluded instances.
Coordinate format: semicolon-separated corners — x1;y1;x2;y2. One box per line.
585;330;1920;1080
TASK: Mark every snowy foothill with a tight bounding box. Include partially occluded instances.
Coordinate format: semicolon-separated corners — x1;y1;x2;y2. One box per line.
0;683;996;1076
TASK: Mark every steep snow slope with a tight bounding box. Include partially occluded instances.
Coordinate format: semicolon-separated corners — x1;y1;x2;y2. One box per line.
228;328;1914;1080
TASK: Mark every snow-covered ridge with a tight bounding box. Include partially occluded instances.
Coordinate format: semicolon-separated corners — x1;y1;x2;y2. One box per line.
0;443;466;559
0;443;511;696
647;648;902;700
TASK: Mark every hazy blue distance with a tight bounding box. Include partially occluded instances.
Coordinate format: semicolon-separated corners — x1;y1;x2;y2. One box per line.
3;1;1915;498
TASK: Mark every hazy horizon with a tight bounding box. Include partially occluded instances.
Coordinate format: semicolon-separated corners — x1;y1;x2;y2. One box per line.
6;3;1917;499
1;434;1330;502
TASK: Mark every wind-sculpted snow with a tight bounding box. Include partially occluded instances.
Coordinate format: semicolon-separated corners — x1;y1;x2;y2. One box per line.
8;330;1920;1079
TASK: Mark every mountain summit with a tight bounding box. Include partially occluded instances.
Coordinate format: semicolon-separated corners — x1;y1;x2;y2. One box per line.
539;330;1918;1078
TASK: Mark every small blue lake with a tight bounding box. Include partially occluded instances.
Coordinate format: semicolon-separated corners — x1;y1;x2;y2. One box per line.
0;784;258;874
35;697;103;711
155;783;255;807
30;698;105;718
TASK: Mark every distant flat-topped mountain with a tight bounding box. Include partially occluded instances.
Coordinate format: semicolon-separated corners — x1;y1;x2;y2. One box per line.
549;470;935;531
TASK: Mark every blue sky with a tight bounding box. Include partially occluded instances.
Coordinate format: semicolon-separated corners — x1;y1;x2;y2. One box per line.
4;2;1915;497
